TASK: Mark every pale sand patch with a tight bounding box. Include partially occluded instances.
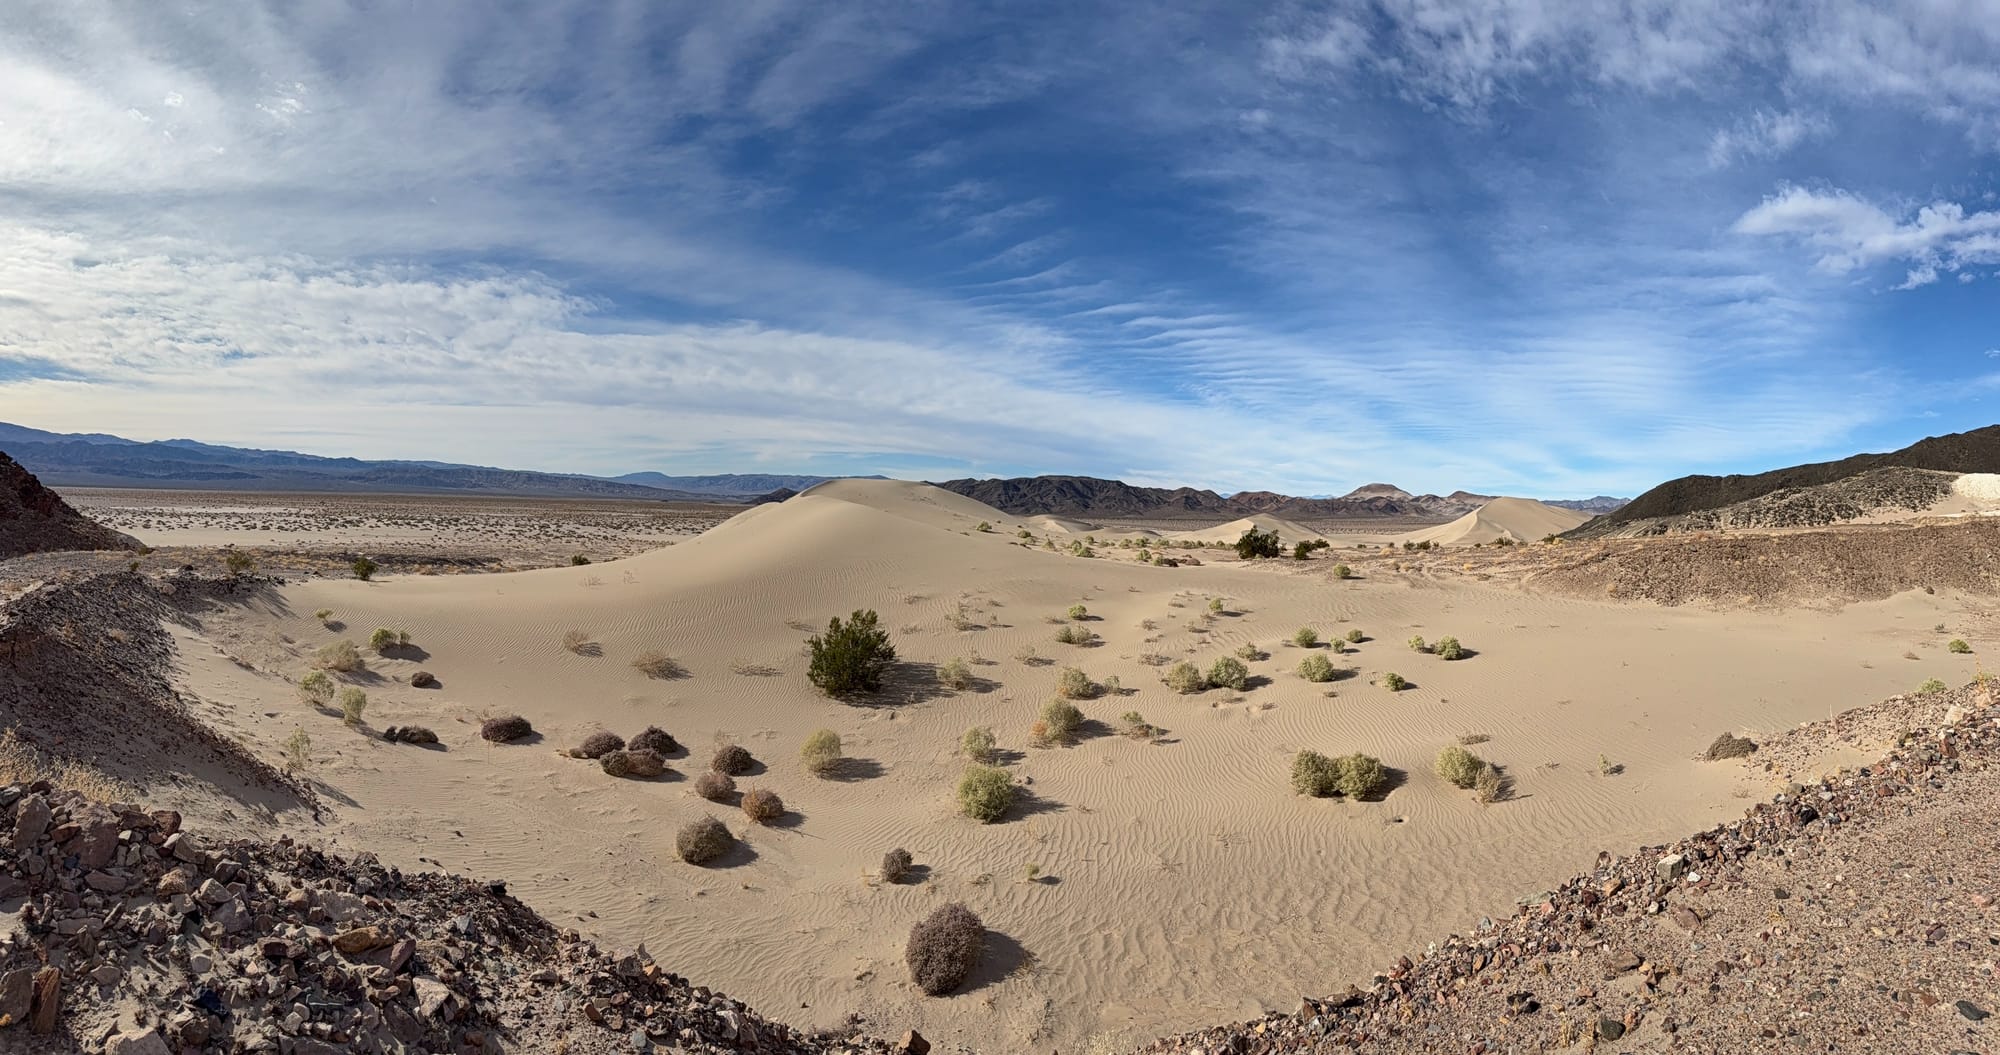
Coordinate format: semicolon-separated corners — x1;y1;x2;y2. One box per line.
1399;497;1592;547
172;480;1981;1052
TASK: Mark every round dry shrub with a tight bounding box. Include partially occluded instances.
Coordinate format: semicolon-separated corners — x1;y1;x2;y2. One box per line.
601;748;666;779
1067;603;1088;621
1434;636;1464;660
1380;672;1407;691
1337;753;1389;799
569;730;625;759
938;657;973;690
960;726;997;763
1475;764;1506;803
312;640;363;673
1435;745;1485;789
800;729;843;776
882;847;914;883
1345;629;1364;644
629;726;679;756
1298;654;1336;683
481;715;534;743
694;770;736;801
1916;678;1949;696
1037;698;1083;745
337;688;367;727
711;744;754;775
1207;656;1249;692
1053;624;1096;646
1164;661;1206;694
1292;627;1319;648
907;903;984;996
1948;638;1973;654
741;786;784;824
368;627;399;652
1054;666;1093;699
1292;750;1340;797
676;816;733;865
1407;635;1428;653
957;764;1014;823
298;670;334;706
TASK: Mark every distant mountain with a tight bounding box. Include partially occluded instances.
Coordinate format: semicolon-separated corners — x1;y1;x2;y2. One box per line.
610;472;884;495
0;422;737;502
932;476;1503;521
0;450;140;558
1573;424;2000;536
1545;496;1629;514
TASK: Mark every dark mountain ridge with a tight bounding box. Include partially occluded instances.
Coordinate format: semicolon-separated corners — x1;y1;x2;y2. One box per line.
932;476;1609;521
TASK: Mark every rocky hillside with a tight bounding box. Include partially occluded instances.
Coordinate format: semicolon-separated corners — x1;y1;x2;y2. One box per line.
1576;423;2000;534
931;477;1519;521
1568;466;1959;539
0;451;139;559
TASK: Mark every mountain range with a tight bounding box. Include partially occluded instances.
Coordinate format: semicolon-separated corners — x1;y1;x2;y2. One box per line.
931;476;1627;520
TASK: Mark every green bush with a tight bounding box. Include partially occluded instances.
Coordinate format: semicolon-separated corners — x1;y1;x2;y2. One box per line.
1345;629;1364;644
1234;528;1281;559
938;657;973;690
223;551;255;575
976;521;992;532
1298;654;1336;683
1165;661;1206;694
1434;636;1463;660
960;726;997;763
957;765;1014;822
1067;604;1088;620
337;688;367;727
1434;745;1485;788
1038;698;1084;744
807;610;897;697
368;627;401;652
1208;597;1226;614
1332;564;1353;579
1054;624;1097;645
1207;656;1249;691
1381;672;1407;691
1055;666;1093;699
1119;711;1158;740
1918;677;1949;694
351;556;378;581
298;670;334;706
570;554;591;565
801;729;843;776
312;640;363;673
1337;753;1388;798
313;608;334;623
1948;639;1973;654
1291;750;1341;796
1100;674;1121;697
1407;635;1428;653
1235;643;1265;662
1293;627;1319;648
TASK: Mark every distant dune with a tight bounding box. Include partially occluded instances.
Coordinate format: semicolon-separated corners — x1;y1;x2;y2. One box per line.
1401;497;1591;546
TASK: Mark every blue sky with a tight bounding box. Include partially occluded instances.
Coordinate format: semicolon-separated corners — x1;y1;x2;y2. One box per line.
1;2;1997;496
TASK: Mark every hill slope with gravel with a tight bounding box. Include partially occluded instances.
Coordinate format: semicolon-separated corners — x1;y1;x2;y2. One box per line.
0;451;139;558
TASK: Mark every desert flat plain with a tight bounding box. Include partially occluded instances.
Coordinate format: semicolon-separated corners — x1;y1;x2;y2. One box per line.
97;478;1990;1052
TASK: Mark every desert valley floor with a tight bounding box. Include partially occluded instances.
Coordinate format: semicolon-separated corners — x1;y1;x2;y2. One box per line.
49;481;1993;1052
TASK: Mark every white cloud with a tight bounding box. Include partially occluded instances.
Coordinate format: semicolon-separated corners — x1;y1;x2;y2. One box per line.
1733;186;2000;284
1706;109;1829;167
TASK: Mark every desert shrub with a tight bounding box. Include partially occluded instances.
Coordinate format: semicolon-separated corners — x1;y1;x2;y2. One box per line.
801;729;843;776
312;640;363;673
1234;527;1281;559
1704;732;1757;759
1332;564;1353;579
1948;639;1973;654
1053;624;1096;646
1917;677;1949;694
369;627;400;652
1336;753;1388;798
337;688;367;727
907;903;985;995
695;771;735;801
351;557;377;581
632;650;687;679
1435;745;1485;788
1345;629;1364;644
676;817;733;864
1475;765;1507;803
561;629;593;654
1207;656;1249;691
382;726;438;745
601;748;666;779
807;610;897;696
1067;604;1088;620
1434;636;1464;660
960;726;998;763
1100;674;1121;696
1165;661;1206;694
1067;540;1094;557
882;847;914;883
1208;597;1226;614
1292;627;1319;648
1119;711;1158;740
1298;654;1336;683
282;728;312;773
224;551;255;575
569;731;625;759
1292;540;1314;560
1407;635;1429;653
1054;666;1093;699
313;608;334;623
1381;672;1407;691
711;744;755;775
938;657;973;690
1037;699;1084;744
958;765;1014;822
1017;529;1033;539
570;554;591;565
1292;750;1341;796
741;786;784;824
975;521;992;532
481;715;534;743
628;726;678;755
1327;638;1345;654
298;670;335;706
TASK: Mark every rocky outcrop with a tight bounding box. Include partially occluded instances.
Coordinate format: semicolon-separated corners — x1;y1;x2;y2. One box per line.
1570;466;1958;538
0;451;138;559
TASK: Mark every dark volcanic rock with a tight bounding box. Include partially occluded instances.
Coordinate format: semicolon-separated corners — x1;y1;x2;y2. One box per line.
0;450;139;559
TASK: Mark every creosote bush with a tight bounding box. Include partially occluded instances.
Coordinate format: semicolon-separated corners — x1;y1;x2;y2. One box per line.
561;629;593;655
960;726;998;763
1381;672;1407;691
711;744;755;775
1434;745;1485;789
1345;629;1365;644
1475;764;1507;804
741;786;784;824
1054;666;1093;699
312;640;363;673
368;627;409;652
298;670;334;706
882;848;914;883
1291;750;1342;797
1408;635;1429;653
1207;656;1249;692
1235;644;1265;662
1100;674;1121;697
570;554;591;565
939;657;973;690
1298;654;1336;683
1332;564;1353;579
1234;527;1281;559
1293;627;1319;648
223;551;255;575
1165;661;1206;694
1067;603;1088;621
569;731;625;759
351;557;378;581
676;816;733;865
1948;639;1973;654
337;688;367;727
601;748;666;779
807;610;897;697
1434;636;1464;661
1917;677;1949;694
1053;623;1096;646
1336;753;1388;798
481;715;534;743
1208;597;1226;614
957;765;1014;822
282;729;312;774
628;726;678;756
907;903;985;996
694;771;735;802
632;650;688;679
313;608;334;623
1037;698;1084;745
801;729;843;776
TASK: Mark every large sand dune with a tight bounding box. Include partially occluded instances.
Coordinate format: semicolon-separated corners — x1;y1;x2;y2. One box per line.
1399;497;1590;546
1165;513;1324;546
176;480;1984;1052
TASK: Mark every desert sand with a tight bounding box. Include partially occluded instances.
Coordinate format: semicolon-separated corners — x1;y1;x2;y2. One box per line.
1397;497;1591;547
160;479;1987;1052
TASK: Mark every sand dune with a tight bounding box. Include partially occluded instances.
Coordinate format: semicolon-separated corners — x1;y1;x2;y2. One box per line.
1398;497;1589;546
175;479;1982;1052
1165;513;1324;546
